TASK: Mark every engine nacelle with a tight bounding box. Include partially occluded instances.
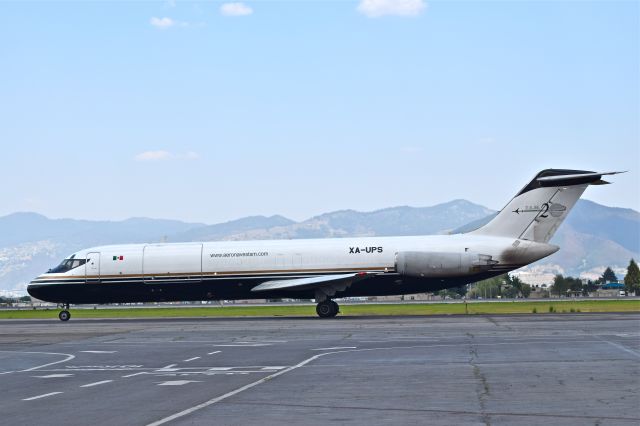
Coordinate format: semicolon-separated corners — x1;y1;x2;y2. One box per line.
395;251;498;278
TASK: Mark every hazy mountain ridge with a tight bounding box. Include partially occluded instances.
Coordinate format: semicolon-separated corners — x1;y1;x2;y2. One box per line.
172;200;495;241
0;199;637;293
170;215;296;242
0;212;205;247
561;200;639;254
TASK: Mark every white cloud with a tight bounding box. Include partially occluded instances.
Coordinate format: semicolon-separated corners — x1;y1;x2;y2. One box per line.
135;151;172;161
357;0;426;18
150;17;175;29
134;151;199;162
220;2;253;17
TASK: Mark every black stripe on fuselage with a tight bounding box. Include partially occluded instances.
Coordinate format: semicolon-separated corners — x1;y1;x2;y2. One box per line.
30;269;391;285
27;270;511;305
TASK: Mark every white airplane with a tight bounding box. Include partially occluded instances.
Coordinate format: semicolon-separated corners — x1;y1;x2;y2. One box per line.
28;169;622;321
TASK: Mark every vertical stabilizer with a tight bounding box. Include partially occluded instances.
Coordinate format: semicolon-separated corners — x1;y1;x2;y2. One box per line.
470;169;623;243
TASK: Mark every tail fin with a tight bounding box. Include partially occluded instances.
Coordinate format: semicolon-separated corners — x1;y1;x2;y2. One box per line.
470;169;624;243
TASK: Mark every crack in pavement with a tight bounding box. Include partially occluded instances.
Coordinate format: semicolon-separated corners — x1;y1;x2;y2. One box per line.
467;332;491;426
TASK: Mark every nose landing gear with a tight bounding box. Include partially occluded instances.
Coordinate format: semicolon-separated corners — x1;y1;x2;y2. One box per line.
316;299;339;318
58;303;71;322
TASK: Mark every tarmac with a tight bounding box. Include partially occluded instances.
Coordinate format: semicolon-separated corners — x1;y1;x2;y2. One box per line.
0;313;638;425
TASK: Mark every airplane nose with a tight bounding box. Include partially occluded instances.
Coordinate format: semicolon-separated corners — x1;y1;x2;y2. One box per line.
27;282;45;300
27;284;37;298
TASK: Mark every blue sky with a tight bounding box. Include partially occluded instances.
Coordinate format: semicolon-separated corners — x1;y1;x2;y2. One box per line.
0;0;638;223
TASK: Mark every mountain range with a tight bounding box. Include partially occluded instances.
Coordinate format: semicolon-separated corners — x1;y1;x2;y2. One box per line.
1;199;637;295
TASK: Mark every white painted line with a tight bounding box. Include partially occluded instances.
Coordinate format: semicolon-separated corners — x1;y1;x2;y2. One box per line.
0;351;76;375
81;351;117;354
65;365;142;369
311;346;357;351
101;341;219;344
207;351;221;355
157;380;202;386
208;367;232;371
159;364;177;370
210;344;271;347
615;334;635;338
146;340;610;426
122;372;147;378
80;380;113;388
260;367;285;371
147;353;329;426
32;374;74;378
157;364;179;372
183;357;201;362
23;392;63;401
600;339;640;359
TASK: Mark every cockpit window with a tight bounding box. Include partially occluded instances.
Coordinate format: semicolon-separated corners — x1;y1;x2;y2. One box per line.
48;254;87;273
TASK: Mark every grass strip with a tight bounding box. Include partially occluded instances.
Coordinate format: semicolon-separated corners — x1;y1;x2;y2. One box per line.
0;299;638;319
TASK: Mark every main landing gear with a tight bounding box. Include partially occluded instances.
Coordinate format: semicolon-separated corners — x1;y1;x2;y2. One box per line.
316;299;339;318
58;303;71;322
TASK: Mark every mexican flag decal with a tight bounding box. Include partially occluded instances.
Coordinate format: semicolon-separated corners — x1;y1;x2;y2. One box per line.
112;255;124;261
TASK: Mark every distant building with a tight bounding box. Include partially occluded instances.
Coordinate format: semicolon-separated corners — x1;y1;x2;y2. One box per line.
509;264;565;288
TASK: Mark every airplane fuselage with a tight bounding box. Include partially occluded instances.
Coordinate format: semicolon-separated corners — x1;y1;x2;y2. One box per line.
27;234;557;304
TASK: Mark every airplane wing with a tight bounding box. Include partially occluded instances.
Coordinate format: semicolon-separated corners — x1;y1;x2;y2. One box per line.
250;272;374;298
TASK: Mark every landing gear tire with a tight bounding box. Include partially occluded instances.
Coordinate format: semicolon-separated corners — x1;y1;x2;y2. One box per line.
316;300;339;318
58;310;71;322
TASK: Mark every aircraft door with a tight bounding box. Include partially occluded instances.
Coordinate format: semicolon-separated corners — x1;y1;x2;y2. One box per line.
85;252;100;284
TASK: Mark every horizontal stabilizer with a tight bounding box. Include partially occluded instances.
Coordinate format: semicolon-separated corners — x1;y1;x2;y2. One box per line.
516;169;625;196
536;171;625;187
536;171;624;182
251;272;373;292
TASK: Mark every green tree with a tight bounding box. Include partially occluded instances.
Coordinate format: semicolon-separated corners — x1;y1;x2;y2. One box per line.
521;283;532;298
468;275;506;299
624;259;640;295
449;285;468;298
437;289;462;299
503;275;530;298
551;274;569;297
502;285;518;298
567;277;583;293
601;267;618;283
582;280;598;296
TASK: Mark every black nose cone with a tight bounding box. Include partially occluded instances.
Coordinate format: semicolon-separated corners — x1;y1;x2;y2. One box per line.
27;283;45;301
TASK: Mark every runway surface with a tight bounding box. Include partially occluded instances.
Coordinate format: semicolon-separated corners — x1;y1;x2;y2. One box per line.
1;313;638;425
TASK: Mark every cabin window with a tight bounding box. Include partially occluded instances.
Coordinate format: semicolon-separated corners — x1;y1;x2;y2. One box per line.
48;254;87;273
